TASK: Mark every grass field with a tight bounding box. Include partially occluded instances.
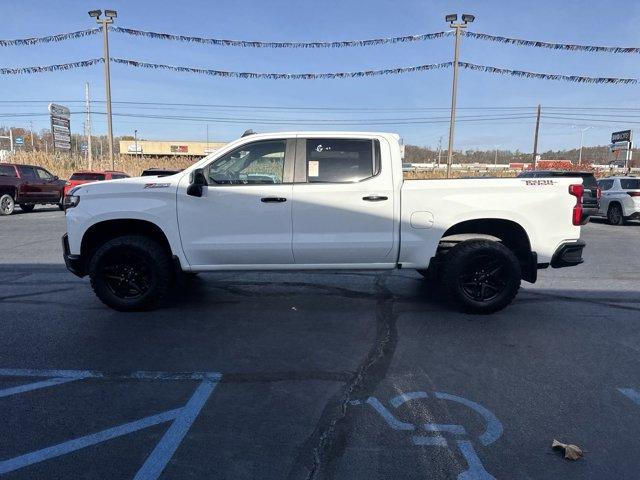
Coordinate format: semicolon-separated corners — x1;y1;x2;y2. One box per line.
6;151;525;180
7;152;197;178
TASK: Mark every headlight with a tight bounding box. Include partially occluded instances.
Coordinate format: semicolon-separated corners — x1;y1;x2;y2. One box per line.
63;195;80;209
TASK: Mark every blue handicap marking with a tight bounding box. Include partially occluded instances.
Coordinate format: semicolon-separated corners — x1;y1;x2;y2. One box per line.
351;390;503;480
618;388;640;407
0;368;222;479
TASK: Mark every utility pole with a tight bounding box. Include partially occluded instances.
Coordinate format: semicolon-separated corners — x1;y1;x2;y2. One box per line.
89;9;117;169
134;129;138;157
532;104;541;169
29;121;34;150
85;82;93;169
445;13;474;178
437;136;442;166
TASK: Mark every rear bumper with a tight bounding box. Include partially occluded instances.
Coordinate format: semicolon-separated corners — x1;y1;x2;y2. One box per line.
550;240;586;268
62;234;85;277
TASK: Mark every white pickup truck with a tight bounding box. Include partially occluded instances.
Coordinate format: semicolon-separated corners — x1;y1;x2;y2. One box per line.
63;131;586;313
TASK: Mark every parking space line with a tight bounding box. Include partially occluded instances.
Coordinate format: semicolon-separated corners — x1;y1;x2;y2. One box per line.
0;377;81;398
0;408;183;475
0;368;221;381
134;378;219;480
0;368;222;479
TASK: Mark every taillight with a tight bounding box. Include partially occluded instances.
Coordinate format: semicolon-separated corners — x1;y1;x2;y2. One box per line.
627;191;640;197
596;187;602;200
568;184;584;198
569;183;584;226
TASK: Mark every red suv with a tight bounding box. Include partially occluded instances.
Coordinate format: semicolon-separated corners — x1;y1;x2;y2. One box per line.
64;170;130;196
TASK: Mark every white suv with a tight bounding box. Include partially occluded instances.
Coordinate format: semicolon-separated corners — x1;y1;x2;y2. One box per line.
595;176;640;225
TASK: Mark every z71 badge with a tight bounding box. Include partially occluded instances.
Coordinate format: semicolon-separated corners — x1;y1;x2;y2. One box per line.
143;183;171;189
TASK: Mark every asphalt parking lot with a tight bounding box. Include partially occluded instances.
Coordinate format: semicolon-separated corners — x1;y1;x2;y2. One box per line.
1;206;640;479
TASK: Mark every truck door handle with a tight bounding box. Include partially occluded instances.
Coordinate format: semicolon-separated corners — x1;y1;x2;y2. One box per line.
362;195;388;202
261;197;287;203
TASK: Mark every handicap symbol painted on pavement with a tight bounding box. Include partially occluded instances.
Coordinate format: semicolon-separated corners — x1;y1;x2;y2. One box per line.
351;391;503;480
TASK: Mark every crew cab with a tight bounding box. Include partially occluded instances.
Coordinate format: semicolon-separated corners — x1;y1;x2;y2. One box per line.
0;163;66;215
64;170;130;196
63;132;587;314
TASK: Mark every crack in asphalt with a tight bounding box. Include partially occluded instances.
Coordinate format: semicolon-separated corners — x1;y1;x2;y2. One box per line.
286;272;399;480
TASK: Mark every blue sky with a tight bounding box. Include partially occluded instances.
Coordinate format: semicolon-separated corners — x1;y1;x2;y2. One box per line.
2;0;640;151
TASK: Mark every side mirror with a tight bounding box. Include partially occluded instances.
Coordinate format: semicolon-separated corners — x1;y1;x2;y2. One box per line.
187;169;207;197
53;175;59;181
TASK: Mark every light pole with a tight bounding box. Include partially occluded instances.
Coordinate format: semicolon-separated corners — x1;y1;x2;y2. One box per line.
89;9;117;169
572;126;591;165
445;13;474;179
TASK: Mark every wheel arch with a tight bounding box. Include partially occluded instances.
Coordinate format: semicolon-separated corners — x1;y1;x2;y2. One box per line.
80;219;173;265
438;218;536;283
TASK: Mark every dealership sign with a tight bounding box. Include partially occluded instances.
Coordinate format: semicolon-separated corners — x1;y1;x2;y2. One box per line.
611;130;632;143
49;103;71;152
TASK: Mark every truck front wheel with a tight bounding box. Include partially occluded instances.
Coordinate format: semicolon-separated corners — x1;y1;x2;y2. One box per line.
441;240;520;314
88;235;172;311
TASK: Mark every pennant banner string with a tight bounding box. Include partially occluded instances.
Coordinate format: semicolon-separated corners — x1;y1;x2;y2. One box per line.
459;61;639;84
1;26;639;55
1;57;638;85
109;26;451;48
110;58;453;78
464;31;640;54
0;28;100;47
0;58;103;75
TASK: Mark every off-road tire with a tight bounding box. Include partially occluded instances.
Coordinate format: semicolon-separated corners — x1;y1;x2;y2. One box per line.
441;240;521;314
0;194;15;215
607;203;625;226
88;235;172;311
19;203;35;212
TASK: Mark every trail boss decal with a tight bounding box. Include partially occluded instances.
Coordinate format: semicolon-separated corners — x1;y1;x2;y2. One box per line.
143;183;171;189
522;179;556;186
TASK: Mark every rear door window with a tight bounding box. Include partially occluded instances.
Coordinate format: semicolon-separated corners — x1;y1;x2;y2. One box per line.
0;165;16;177
17;166;37;180
304;139;380;183
110;174;128;179
620;179;640;190
598;179;614;191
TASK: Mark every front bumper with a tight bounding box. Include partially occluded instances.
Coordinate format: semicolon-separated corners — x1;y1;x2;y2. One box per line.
62;234;85;277
550;240;586;268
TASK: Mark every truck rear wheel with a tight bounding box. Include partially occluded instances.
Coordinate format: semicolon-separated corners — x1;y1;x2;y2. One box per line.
0;194;15;215
19;203;35;212
441;240;520;314
88;235;172;311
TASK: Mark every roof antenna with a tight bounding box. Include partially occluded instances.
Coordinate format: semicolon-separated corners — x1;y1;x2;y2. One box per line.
241;129;256;137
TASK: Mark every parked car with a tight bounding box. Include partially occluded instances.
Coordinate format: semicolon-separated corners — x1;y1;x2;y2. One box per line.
63;132;586;314
64;171;130;196
593;176;640;225
517;170;600;222
0;163;66;215
140;168;182;177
